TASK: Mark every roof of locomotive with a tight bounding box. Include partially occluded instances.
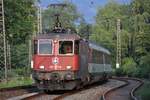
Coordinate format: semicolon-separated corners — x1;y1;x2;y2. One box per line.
34;33;110;55
89;41;111;55
34;33;80;40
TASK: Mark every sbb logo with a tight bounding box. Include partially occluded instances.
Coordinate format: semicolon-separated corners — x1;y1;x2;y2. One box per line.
52;57;59;65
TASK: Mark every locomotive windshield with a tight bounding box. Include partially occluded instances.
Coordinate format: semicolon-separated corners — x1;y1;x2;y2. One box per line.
38;39;52;54
59;41;73;54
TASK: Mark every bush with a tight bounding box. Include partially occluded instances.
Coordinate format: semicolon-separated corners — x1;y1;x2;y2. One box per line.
0;77;33;88
114;55;150;78
141;90;150;100
11;43;28;68
115;67;125;76
136;80;150;100
138;54;150;78
122;57;137;76
6;67;31;78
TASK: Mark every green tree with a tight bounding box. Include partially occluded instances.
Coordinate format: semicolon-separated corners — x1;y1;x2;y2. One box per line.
93;0;150;77
90;1;124;68
4;0;36;44
4;0;37;70
130;0;150;62
77;18;92;39
122;57;137;76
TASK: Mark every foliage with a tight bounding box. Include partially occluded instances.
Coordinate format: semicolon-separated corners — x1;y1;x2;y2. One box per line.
92;0;150;78
4;0;36;44
0;0;36;80
115;68;124;76
11;43;29;68
130;0;150;61
135;54;150;78
0;77;33;88
136;80;150;100
77;18;92;38
122;57;137;76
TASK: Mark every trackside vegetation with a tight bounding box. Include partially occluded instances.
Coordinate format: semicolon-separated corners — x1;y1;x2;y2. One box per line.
0;77;33;88
0;68;33;88
135;80;150;100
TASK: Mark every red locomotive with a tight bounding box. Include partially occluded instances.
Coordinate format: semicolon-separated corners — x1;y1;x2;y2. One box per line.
31;5;112;91
31;33;112;91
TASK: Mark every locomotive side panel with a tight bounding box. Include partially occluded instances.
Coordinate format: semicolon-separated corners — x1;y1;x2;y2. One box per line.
77;40;89;81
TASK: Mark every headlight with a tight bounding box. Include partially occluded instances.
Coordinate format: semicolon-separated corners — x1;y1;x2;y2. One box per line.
39;65;44;69
31;61;33;68
64;73;73;80
66;66;72;70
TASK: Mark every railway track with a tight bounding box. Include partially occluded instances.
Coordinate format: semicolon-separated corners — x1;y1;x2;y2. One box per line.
21;91;75;100
1;77;142;100
0;85;38;100
21;81;107;100
16;79;126;100
102;77;143;100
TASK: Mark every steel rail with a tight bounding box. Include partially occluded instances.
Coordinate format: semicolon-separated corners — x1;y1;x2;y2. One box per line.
102;77;143;100
22;92;45;100
22;80;108;100
129;78;144;100
0;85;36;92
102;77;129;100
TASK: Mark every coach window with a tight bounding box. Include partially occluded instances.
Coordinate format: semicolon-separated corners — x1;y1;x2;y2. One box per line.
105;54;111;64
74;41;79;54
59;41;73;54
38;39;52;54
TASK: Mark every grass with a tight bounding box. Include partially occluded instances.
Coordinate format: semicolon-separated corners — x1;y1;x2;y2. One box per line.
135;80;150;100
0;77;33;89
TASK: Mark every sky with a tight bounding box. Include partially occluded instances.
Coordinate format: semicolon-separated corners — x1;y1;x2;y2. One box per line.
40;0;131;23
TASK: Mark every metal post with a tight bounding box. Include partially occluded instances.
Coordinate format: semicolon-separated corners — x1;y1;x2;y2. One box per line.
28;39;32;72
39;7;42;33
37;4;42;34
7;41;11;70
116;19;121;69
0;0;7;80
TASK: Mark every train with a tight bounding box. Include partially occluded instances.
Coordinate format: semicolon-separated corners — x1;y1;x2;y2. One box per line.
31;8;112;91
31;33;112;91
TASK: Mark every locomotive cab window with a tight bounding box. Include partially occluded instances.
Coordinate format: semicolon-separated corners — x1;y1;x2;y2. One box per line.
59;41;73;54
38;39;52;55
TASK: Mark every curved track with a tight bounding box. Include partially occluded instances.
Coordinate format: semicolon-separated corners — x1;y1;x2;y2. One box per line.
2;77;142;100
21;79;125;100
103;77;143;100
22;80;109;100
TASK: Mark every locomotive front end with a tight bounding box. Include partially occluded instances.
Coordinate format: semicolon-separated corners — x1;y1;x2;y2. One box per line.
32;34;80;90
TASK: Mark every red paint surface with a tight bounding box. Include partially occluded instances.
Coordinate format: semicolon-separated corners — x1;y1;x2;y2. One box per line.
33;55;79;71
